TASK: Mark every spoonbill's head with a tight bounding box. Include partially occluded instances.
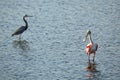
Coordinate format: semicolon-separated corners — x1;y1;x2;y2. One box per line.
83;30;91;42
86;30;91;35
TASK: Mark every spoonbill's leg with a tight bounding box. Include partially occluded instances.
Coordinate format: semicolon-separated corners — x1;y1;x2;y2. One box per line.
93;52;96;62
88;54;90;62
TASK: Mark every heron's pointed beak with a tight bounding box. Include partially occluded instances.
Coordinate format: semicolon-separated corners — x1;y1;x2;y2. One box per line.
27;15;33;17
29;16;33;17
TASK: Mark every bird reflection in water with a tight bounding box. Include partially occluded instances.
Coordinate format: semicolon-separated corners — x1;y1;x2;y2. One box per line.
86;61;96;71
86;61;98;79
12;40;30;51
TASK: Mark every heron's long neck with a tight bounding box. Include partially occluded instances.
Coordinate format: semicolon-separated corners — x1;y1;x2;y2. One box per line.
88;34;93;44
23;17;28;28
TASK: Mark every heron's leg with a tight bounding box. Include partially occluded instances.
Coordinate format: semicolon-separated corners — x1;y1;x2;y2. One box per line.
93;52;95;62
19;34;22;40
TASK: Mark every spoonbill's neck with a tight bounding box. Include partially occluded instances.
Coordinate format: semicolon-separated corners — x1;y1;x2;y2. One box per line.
88;34;93;44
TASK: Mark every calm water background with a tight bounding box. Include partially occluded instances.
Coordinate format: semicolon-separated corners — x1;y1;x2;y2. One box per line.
0;0;120;80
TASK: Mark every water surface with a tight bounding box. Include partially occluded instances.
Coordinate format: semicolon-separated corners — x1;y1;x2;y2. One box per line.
0;0;120;80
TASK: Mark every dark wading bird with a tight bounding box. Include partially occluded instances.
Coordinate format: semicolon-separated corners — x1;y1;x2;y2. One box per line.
12;15;32;40
83;30;98;62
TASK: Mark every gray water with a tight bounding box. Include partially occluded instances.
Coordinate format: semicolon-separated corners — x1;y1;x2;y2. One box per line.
0;0;120;80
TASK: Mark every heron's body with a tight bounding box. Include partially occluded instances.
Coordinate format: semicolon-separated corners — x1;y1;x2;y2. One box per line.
83;30;98;62
12;26;27;36
12;15;32;39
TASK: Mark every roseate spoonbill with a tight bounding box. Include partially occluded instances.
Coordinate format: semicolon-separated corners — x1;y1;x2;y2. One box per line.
83;30;98;62
12;15;32;39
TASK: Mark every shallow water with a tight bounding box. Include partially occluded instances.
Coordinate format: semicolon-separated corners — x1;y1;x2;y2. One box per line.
0;0;120;80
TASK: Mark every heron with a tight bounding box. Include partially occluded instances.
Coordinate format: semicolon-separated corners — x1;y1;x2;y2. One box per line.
83;30;98;62
12;15;32;39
